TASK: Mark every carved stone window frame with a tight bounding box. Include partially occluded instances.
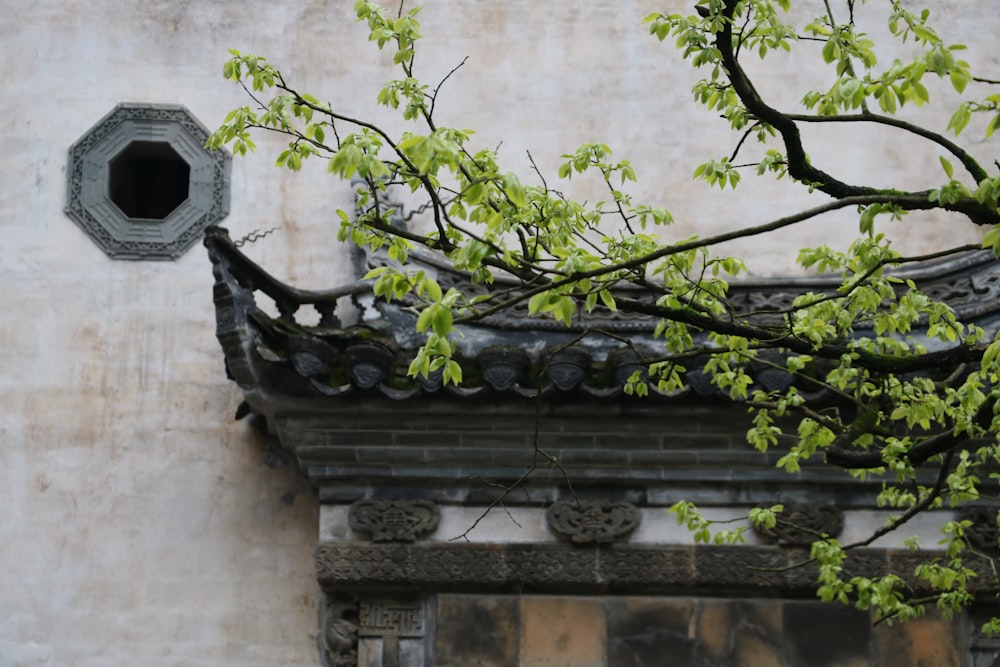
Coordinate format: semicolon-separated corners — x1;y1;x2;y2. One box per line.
65;103;231;260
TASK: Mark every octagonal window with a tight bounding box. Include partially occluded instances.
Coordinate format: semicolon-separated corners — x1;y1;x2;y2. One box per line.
109;141;191;220
65;103;231;260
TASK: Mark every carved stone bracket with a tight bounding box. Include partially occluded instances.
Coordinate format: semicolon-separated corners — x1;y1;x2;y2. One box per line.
752;503;844;545
320;595;359;667
349;500;440;542
545;501;641;544
318;587;430;666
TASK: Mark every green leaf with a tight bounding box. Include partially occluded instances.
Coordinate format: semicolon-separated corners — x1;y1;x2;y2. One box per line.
502;172;526;208
982;337;1000;372
528;292;549;315
599;289;617;311
555;296;576;325
987;114;1000;139
431;307;452;336
415;307;433;332
939;156;954;179
982;227;1000;256
422;277;442;302
948;102;972;135
949;69;969;94
442;359;462;385
362;266;389;280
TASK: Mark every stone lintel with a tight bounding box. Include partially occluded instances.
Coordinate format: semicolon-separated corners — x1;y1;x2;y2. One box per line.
315;542;993;598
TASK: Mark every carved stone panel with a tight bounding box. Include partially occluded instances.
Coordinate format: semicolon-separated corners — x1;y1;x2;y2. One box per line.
752;503;844;545
349;499;440;542
315;543;897;596
546;500;641;544
359;599;425;638
957;506;1000;552
357;598;428;667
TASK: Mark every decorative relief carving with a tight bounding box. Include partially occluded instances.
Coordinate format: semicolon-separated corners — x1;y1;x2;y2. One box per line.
752;503;844;545
546;348;590;391
315;543;896;596
695;543;792;589
66;103;230;260
418;544;506;585
607;349;649;387
289;335;337;378
345;343;394;389
478;347;529;391
509;545;600;586
207;220;1000;404
354;598;427;667
597;546;694;587
546;500;641;544
349;499;439;542
359;599;425;638
956;506;1000;551
320;595;359;667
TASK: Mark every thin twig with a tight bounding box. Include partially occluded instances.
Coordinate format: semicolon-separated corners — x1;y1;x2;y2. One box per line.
429;56;469;118
842;449;957;549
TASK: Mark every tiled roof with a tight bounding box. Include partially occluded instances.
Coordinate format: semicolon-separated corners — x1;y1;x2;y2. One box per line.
205;226;1000;402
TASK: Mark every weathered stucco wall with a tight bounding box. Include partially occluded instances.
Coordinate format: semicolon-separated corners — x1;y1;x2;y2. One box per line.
0;1;998;665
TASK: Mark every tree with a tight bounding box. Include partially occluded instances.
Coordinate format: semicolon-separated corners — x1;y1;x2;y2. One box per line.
209;0;1000;629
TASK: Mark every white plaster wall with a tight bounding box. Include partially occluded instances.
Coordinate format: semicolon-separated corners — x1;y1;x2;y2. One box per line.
0;2;998;665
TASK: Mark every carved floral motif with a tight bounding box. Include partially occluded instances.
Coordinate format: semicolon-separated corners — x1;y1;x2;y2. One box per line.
752;503;844;545
349;499;440;542
956;506;1000;551
546;500;641;544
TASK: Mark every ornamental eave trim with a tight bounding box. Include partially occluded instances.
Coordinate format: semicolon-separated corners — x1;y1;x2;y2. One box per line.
205;225;1000;402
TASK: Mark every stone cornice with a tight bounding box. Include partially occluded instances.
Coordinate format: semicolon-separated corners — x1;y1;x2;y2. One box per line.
242;389;950;504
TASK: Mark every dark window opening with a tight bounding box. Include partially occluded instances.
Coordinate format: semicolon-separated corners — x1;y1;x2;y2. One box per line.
109;141;191;220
